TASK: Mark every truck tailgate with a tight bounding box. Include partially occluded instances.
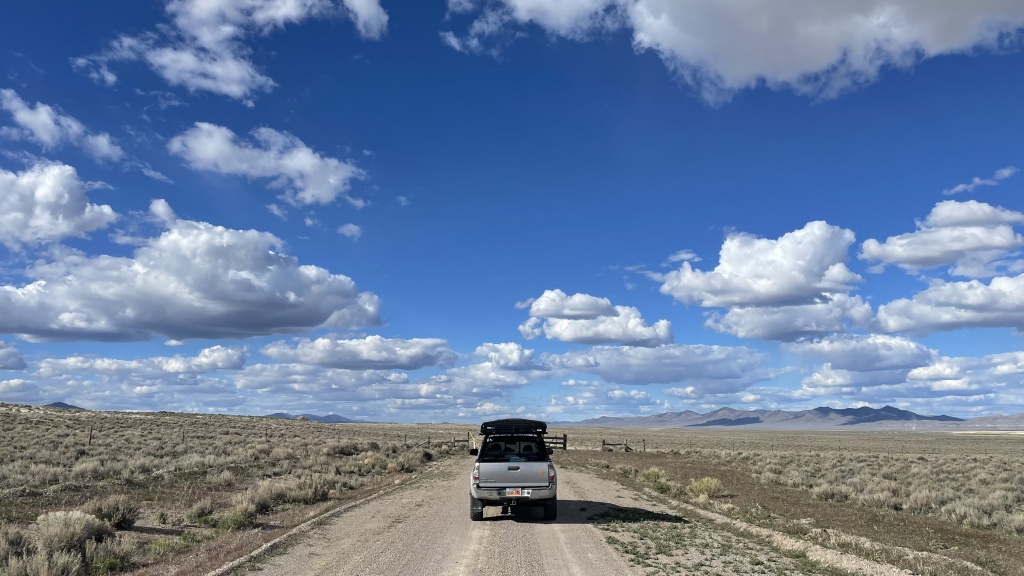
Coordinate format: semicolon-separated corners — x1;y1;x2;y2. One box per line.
477;461;549;488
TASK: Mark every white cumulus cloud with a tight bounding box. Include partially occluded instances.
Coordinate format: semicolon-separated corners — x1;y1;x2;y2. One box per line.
658;221;860;308
0;162;118;250
523;289;616;319
442;1;1024;104
783;334;934;372
168;122;366;207
877;274;1024;335
0;199;381;341
518;291;671;347
473;342;546;371
705;294;873;341
0;89;124;161
860;200;1024;277
260;336;457;369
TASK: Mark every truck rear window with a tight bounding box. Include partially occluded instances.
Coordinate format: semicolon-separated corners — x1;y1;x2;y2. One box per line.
478;436;546;462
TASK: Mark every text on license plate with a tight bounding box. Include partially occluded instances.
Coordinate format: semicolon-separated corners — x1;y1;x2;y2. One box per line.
505;488;522;496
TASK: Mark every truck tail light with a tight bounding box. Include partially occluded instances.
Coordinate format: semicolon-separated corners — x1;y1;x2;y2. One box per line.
472;463;480;482
548;463;556;483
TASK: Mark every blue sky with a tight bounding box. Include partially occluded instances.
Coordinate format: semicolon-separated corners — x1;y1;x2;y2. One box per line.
1;1;1024;422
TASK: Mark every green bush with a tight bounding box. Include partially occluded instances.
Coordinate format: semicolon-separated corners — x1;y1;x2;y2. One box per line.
686;477;725;498
218;503;257;531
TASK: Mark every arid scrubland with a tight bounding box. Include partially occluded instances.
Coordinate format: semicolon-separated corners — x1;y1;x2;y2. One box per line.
558;427;1024;576
0;404;470;575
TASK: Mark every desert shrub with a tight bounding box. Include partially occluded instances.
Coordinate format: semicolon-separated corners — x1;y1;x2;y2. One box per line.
638;467;667;483
1;523;34;564
32;511;112;557
186;498;215;524
616;465;638;478
289;476;331;504
81;494;140;530
686;477;725;498
245;480;290;514
86;533;138;574
810;482;854;503
217;503;257;531
905;488;956;515
4;550;85;576
321;441;361;457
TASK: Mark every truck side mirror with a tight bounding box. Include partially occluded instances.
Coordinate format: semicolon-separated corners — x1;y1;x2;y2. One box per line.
547;447;553;455
469;448;478;456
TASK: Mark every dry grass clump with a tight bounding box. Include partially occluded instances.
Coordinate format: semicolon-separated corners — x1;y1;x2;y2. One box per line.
32;511;113;557
80;495;139;530
0;511;130;576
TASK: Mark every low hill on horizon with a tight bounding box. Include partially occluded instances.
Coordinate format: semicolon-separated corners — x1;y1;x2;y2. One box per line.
266;412;367;424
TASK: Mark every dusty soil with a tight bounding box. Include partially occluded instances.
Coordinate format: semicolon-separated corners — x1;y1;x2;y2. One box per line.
231;456;899;576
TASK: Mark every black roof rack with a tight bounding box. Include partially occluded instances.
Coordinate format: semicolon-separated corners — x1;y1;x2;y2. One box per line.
480;418;547;435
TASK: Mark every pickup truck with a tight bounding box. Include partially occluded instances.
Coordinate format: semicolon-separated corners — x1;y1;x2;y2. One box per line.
469;418;557;521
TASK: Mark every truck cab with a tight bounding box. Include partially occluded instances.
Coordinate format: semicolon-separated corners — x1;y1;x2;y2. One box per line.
469;418;557;521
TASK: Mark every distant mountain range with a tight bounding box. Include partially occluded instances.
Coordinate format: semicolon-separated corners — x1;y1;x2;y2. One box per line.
553;405;1012;430
26;403;1024;430
266;412;364;424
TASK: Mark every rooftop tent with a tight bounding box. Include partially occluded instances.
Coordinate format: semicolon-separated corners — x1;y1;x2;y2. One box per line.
480;418;547;435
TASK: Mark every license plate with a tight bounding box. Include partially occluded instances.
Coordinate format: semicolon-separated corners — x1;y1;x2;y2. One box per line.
505;488;522;497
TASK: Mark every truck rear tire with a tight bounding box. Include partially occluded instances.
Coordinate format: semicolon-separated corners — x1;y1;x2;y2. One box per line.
470;495;484;521
543;498;557;521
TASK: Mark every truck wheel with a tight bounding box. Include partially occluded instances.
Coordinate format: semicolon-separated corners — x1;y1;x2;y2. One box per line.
543;499;557;521
470;495;484;521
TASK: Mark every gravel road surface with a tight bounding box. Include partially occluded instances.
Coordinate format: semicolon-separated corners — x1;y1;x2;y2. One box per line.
252;456;646;576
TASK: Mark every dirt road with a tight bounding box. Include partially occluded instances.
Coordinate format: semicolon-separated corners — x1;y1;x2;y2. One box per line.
252;456;646;576
247;456;874;576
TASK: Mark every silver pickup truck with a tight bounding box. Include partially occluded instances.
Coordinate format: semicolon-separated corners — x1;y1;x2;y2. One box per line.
469;419;557;521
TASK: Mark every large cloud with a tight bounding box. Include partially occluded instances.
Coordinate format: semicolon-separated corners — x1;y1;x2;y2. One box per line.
783;334;934;372
36;345;245;380
877;274;1024;334
655;221;867;341
75;0;388;103
168;122;365;207
658;221;860;308
518;290;671;346
0;200;380;341
706;294;873;341
0;162;118;250
442;1;1024;103
860;200;1024;277
260;336;457;369
0;89;124;161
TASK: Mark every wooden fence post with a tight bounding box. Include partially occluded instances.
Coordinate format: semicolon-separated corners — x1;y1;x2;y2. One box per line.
642;439;646;452
88;425;93;446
